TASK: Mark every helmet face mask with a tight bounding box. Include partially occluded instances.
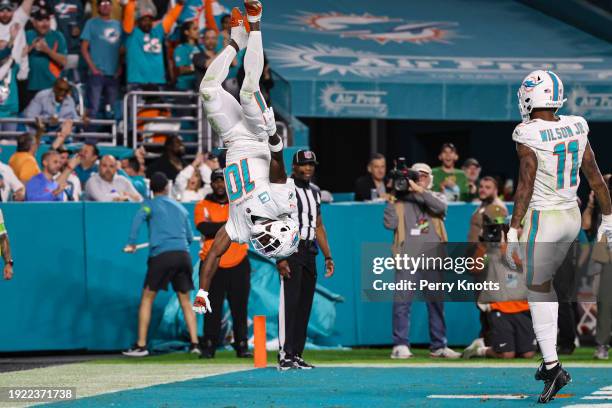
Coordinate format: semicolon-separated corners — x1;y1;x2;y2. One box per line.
517;70;566;122
250;217;299;259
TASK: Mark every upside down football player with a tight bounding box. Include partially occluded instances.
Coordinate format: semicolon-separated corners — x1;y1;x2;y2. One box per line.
506;70;612;403
192;1;299;315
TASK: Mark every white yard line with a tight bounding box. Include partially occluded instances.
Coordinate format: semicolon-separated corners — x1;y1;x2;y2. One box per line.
0;363;250;407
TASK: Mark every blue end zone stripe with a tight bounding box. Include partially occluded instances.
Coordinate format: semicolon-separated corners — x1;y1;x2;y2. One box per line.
547;71;559;101
526;210;540;285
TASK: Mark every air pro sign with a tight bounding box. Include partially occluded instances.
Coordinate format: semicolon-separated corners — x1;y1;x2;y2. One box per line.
269;44;612;80
320;84;388;116
566;87;612;119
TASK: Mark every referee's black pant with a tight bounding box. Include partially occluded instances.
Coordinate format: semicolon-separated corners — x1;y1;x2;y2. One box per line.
202;257;251;348
279;242;317;360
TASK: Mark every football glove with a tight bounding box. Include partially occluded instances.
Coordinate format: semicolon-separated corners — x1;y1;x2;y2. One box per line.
597;214;612;250
504;227;521;270
257;107;277;137
192;289;212;314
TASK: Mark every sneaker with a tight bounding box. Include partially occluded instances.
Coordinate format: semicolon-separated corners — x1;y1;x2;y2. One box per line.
230;7;249;50
594;345;609;360
244;0;262;23
189;343;202;356
390;345;413;359
557;345;575;355
278;358;297;371
462;338;485;359
535;361;571;403
294;355;315;369
122;343;149;357
430;347;461;359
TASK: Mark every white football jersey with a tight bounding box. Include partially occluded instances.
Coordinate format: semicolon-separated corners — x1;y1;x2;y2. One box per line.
512;115;589;211
223;139;297;243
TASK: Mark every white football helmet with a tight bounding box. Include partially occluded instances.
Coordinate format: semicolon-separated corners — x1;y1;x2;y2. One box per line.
517;70;566;122
250;217;300;259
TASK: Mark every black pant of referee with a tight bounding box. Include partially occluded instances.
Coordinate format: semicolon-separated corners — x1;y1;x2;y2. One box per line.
279;241;318;367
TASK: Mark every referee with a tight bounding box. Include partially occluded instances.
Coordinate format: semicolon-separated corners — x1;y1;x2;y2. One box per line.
277;150;334;370
123;172;200;357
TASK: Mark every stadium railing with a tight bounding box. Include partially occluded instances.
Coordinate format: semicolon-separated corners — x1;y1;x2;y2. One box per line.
0;118;118;145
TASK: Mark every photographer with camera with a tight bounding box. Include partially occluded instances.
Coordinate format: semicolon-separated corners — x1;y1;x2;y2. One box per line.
463;204;537;360
384;160;460;359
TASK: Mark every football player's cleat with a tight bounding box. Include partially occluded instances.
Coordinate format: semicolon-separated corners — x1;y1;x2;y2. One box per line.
535;361;571;403
192;289;212;314
230;7;249;50
293;355;315;369
517;70;566;122
244;0;262;23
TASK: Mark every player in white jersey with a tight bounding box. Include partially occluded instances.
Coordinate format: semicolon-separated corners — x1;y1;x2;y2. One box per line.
506;70;612;403
192;1;299;315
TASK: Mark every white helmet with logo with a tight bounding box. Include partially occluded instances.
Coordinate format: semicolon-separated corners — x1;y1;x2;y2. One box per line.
250;217;300;259
517;70;566;122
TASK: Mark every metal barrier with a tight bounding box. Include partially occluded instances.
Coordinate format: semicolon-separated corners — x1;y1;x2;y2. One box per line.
122;90;208;159
0;118;118;145
122;89;288;157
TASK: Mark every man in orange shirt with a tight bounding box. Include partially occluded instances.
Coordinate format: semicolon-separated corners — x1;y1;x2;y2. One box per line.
9;133;41;183
194;168;252;359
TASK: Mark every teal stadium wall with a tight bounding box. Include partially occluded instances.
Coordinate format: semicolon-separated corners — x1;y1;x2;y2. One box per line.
0;202;498;352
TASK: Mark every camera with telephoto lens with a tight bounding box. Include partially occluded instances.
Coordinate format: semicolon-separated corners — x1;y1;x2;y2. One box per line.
389;157;420;192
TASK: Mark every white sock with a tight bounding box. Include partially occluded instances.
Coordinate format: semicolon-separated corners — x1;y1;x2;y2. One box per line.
529;295;559;367
230;23;248;50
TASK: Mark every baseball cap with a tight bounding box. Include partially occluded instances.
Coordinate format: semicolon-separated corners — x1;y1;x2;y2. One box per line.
137;2;157;19
210;168;224;182
463;158;481;168
440;142;457;153
0;0;16;12
150;172;168;193
411;162;432;175
293;150;318;165
31;5;52;19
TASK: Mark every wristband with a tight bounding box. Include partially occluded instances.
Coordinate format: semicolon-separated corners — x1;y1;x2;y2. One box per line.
269;138;283;152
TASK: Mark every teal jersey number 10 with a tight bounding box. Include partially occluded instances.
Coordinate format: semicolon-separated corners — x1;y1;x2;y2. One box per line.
224;159;256;202
552;140;579;190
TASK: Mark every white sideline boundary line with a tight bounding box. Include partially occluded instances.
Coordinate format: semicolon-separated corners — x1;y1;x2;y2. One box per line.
317;362;612;368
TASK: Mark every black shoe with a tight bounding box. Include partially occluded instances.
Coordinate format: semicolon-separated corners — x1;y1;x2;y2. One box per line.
535;362;571;403
233;341;253;358
199;340;216;359
122;343;149;357
293;355;315;369
278;358;297;371
557;346;575;355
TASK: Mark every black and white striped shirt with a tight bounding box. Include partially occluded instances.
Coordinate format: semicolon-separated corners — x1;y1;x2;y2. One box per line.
292;177;321;242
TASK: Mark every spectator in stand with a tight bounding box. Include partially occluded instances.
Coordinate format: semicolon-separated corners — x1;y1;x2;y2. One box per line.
74;142;99;186
23;77;79;123
354;153;388;201
193;28;219;89
122;0;183;90
85;155;142;202
81;0;123;118
0;160;24;201
0;0;34;94
194;168;252;359
146;135;185;181
173;153;212;202
25;149;77;201
467;177;506;243
432;143;469;202
216;13;230;50
120;147;148;199
9;133;40;183
48;0;84;79
462;158;481;202
25;4;67;103
56;146;81;201
0;23;22;131
173;21;202;91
